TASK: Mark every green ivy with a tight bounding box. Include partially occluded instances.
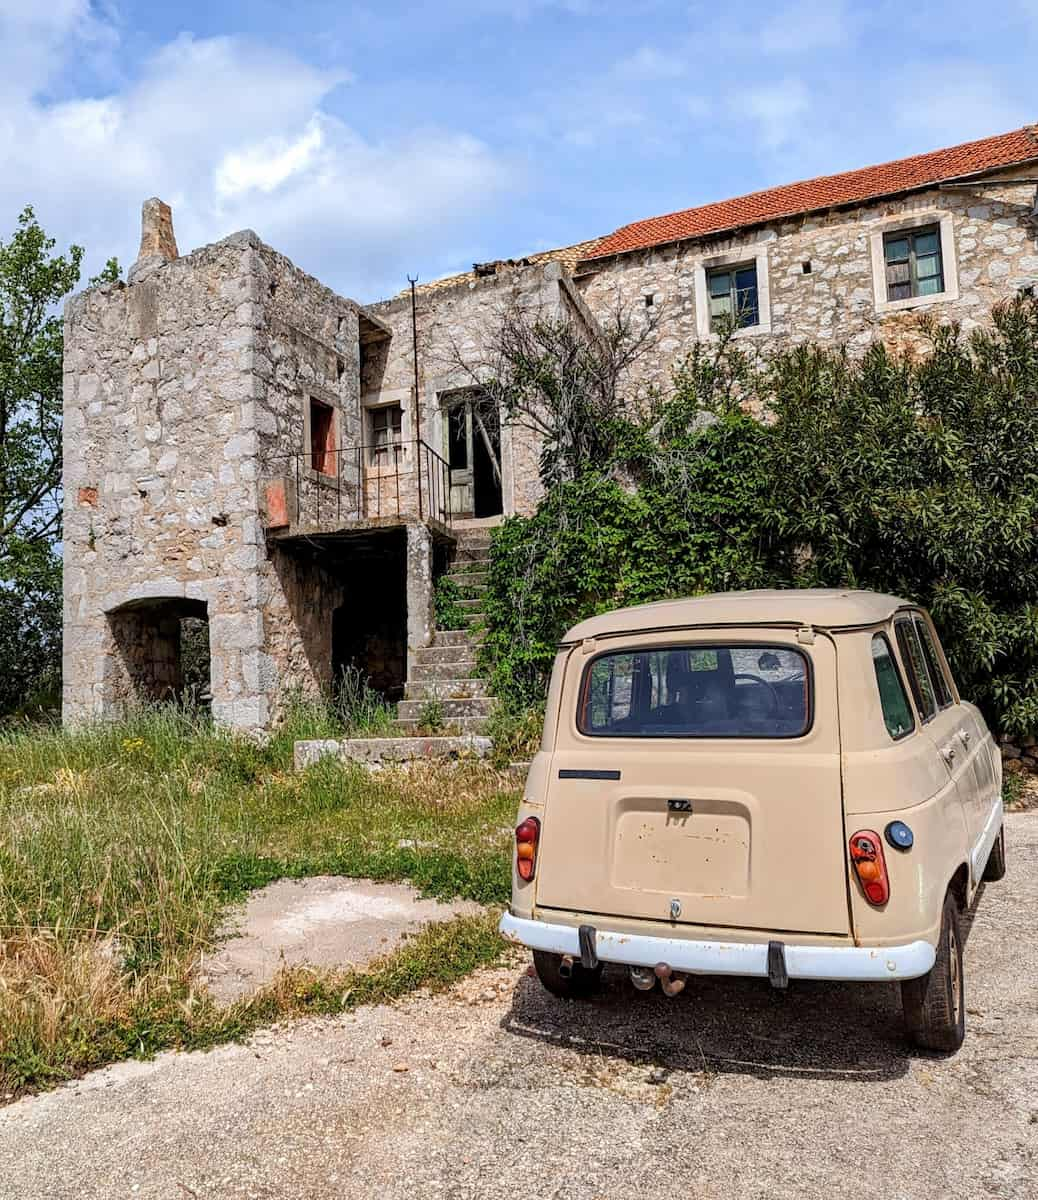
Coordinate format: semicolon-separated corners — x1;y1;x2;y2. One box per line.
434;575;468;631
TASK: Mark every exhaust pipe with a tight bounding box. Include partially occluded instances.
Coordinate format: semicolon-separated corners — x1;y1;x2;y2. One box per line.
653;962;687;997
629;966;656;991
558;954;575;980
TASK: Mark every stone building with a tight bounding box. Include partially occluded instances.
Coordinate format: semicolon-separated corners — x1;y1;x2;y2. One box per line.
63;125;1038;730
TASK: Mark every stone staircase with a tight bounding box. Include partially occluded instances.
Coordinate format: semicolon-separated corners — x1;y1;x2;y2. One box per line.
394;528;495;734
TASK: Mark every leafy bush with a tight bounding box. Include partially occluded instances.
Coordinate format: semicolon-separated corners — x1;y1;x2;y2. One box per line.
483;295;1038;735
434;574;467;631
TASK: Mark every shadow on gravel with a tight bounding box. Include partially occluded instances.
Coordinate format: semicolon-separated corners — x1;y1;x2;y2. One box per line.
502;892;991;1083
502;965;925;1084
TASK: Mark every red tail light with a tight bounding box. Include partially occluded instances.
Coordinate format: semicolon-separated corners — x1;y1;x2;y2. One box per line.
849;829;890;906
515;817;540;882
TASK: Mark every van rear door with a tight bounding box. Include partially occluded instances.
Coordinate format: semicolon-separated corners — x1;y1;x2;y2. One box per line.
534;629;851;937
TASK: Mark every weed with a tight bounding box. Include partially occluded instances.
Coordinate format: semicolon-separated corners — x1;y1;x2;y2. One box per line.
434;576;468;631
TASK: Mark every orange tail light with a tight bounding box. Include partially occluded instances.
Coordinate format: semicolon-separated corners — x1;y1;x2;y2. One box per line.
849;830;890;906
515;817;541;882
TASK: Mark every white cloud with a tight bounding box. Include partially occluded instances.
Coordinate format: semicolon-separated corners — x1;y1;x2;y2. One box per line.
0;19;514;300
615;46;687;80
889;65;1033;146
732;78;811;150
758;0;853;53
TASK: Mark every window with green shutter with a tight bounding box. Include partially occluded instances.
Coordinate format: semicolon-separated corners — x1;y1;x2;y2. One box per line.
883;225;944;301
707;263;759;330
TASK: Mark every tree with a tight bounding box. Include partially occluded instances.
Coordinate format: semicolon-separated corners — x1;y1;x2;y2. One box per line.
0;207;117;716
442;296;660;489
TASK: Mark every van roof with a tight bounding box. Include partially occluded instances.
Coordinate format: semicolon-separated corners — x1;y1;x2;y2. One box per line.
562;589;914;642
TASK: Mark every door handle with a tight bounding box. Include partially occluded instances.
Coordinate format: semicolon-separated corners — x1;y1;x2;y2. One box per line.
958;729;971;748
941;744;956;765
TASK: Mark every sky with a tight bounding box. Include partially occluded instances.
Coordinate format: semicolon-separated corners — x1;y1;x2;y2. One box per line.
1;0;1036;302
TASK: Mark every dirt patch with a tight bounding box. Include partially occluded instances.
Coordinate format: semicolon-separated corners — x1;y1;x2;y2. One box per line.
197;876;483;1003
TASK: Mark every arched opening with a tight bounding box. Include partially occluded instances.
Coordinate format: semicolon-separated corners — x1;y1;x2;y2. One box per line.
106;596;210;709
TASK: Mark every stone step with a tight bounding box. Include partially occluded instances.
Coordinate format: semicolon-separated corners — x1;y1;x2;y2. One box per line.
409;659;480;681
451;545;492;565
397;697;496;722
404;678;490;701
432;630;476;648
391;716;491;735
457;598;483;612
413;646;479;668
448;576;488;596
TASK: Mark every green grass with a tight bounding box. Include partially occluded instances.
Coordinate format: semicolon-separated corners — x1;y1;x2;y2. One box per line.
0;706;518;1098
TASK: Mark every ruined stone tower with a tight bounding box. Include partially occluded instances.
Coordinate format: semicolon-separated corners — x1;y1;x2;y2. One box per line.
62;199;437;731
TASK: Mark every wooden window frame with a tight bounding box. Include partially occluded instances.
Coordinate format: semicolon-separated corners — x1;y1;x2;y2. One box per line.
883;224;944;302
706;262;760;331
368;403;403;466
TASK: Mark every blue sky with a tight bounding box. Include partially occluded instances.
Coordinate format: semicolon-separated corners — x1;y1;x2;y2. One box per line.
1;0;1035;300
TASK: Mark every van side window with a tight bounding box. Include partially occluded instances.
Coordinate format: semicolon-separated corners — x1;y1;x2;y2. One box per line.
871;634;915;740
894;618;936;722
914;616;953;708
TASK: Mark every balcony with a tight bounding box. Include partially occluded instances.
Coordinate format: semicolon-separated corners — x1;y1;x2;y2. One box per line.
262;439;453;538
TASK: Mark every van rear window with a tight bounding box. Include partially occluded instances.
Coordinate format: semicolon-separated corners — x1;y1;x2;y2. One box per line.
578;645;811;738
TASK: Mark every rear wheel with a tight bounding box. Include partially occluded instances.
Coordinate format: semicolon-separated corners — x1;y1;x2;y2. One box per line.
532;950;603;999
982;822;1007;882
901;891;965;1053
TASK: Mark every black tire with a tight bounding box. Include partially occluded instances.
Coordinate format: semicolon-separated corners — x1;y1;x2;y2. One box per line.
982;822;1007;882
901;891;965;1053
532;950;603;999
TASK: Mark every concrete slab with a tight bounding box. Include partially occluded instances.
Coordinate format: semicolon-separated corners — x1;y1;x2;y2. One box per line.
294;735;492;769
198;876;482;1004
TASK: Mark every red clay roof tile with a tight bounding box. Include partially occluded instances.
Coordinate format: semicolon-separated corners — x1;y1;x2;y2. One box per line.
586;125;1038;260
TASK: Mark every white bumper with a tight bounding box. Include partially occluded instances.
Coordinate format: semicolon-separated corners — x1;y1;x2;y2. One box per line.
500;911;936;982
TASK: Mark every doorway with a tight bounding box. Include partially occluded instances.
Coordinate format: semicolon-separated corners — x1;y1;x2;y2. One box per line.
443;393;502;519
330;546;407;702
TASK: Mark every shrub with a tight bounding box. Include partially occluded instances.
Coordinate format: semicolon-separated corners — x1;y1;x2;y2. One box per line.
482;295;1038;735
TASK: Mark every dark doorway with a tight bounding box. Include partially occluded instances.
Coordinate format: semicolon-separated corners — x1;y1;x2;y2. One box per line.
331;546;407;701
442;393;503;519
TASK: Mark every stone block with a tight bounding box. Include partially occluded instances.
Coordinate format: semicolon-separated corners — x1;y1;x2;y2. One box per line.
293;736;493;770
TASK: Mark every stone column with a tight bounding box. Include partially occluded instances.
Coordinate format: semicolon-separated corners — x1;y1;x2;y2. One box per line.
405;522;435;680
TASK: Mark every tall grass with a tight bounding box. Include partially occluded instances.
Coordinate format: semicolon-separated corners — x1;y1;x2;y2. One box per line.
0;706;517;1097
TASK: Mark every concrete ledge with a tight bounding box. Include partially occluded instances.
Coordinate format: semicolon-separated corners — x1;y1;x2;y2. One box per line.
294;735;493;770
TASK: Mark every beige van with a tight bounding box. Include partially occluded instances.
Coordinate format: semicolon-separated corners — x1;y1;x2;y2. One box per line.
500;590;1006;1052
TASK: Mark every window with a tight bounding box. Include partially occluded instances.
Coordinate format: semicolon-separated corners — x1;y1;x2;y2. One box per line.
894;618;936;722
871;634;915;740
578;644;810;738
883;225;943;301
914;616;954;709
369;404;402;463
707;263;759;330
309;398;336;476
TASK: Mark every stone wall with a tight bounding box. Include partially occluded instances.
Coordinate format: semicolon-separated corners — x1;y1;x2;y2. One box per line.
63;223;373;730
367;260;579;520
576;167;1038;397
358;166;1038;522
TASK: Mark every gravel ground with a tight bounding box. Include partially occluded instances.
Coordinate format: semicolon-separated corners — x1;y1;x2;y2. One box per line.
3;813;1036;1200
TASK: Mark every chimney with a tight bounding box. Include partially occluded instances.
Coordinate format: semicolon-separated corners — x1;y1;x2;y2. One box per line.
127;198;179;284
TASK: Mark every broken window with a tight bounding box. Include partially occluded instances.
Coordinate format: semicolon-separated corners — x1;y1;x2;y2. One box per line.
883;225;943;301
707;263;759;330
369;404;403;464
309;398;337;476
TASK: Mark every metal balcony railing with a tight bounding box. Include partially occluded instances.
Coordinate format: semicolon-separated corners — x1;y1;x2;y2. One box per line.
262;439;452;530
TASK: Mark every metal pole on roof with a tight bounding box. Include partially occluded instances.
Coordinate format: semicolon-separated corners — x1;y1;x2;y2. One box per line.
408;274;423;518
